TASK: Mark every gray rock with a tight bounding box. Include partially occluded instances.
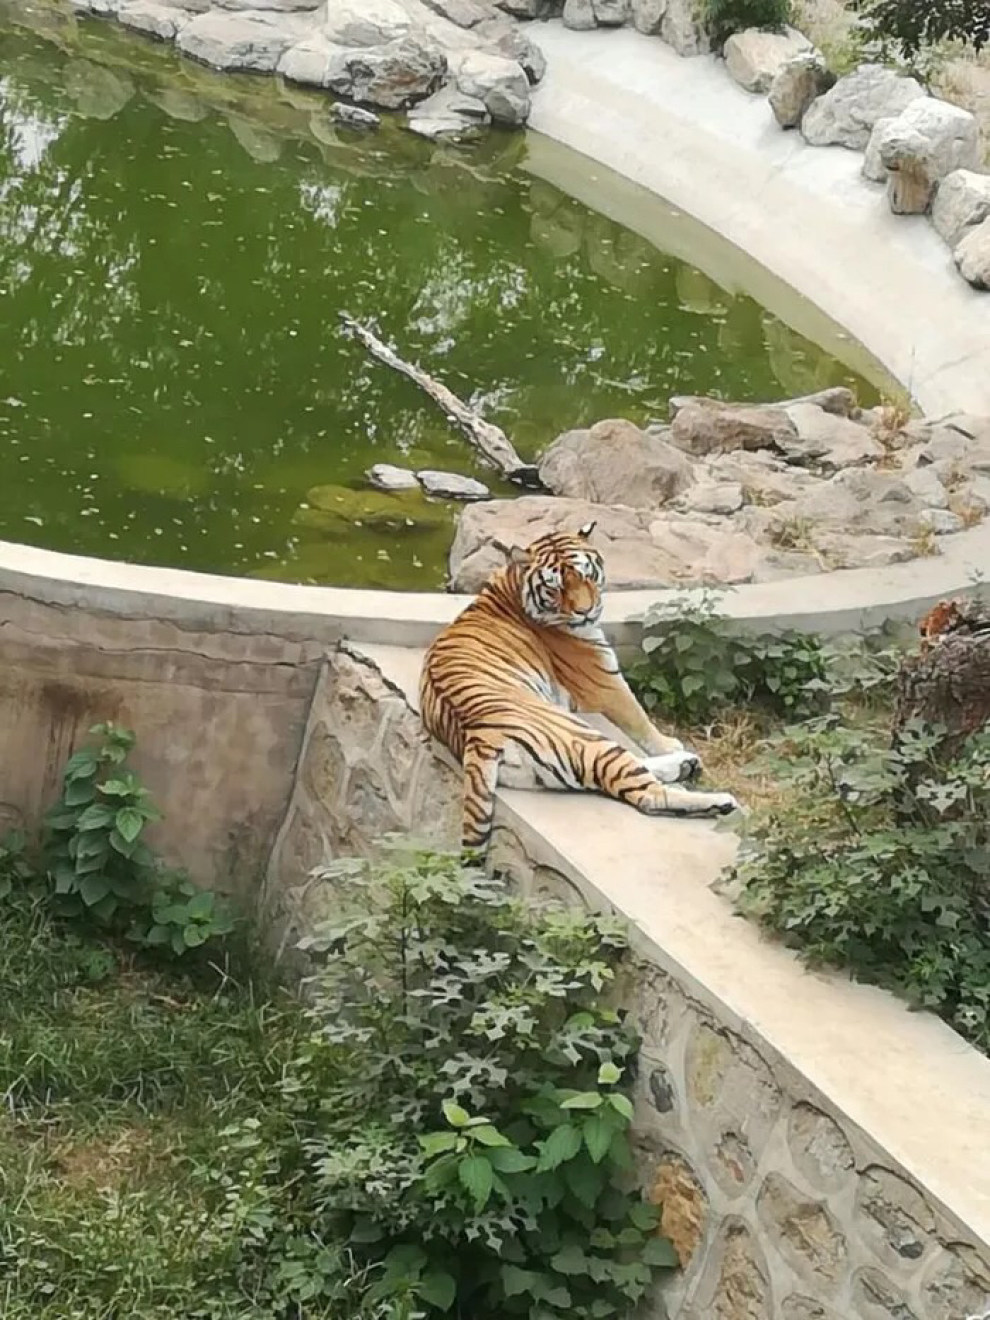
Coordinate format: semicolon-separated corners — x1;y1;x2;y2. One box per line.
862;114;896;182
779;403;885;470
801;64;927;151
417;470;490;500
812;530;915;568
790;468;923;538
406;84;489;139
332;101;381;128
495;0;544;14
117;0;192;40
367;463;419;491
769;50;834;129
421;0;490;26
216;0;319;8
592;0;629;24
707;449;821;505
538;418;694;508
932;169;990;248
920;507;964;535
661;0;708;55
178;9;309;71
631;0;665;34
325;34;447;109
954;216;990;289
279;33;333;84
680;481;745;515
901;465;948;509
476;19;546;83
879;98;981;214
670;400;797;456
453;49;530;125
723;27;811;96
324;0;412;46
563;0;596;29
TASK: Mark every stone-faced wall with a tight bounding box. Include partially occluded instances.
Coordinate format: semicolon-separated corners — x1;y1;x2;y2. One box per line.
263;642;990;1320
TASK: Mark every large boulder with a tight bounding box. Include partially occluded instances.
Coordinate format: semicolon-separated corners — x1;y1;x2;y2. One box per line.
324;35;447;108
476;19;546;83
954;216;990;290
932;169;990;248
669;399;797;456
631;0;665;34
406;83;489;138
801;64;926;150
661;0;709;56
562;0;596;29
324;0;412;46
177;9;310;70
877;98;981;214
452;49;530;124
420;0;491;26
768;50;834;129
537;418;694;507
786;468;925;538
447;497;808;592
777;403;884;470
592;0;629;24
117;0;193;40
723;27;812;96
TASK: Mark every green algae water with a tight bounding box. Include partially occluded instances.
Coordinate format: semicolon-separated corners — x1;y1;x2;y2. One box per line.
0;5;883;589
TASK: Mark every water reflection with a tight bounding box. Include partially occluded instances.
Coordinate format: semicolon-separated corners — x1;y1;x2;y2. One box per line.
0;2;881;589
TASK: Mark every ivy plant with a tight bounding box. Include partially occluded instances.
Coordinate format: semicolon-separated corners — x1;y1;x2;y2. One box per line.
42;722;234;956
290;846;679;1319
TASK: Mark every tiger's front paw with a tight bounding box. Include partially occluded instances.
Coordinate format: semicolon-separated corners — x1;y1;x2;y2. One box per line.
645;750;702;784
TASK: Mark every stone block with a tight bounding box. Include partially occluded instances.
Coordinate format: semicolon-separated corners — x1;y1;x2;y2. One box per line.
787;1102;855;1191
756;1173;848;1289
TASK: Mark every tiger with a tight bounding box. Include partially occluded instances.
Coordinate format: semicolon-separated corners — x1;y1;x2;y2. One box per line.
419;522;740;853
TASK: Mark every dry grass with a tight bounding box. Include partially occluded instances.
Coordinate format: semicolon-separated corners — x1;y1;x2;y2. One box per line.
674;712;792;812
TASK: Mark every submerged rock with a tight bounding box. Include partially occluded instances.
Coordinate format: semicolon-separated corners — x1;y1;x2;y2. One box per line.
417;470;491;499
366;463;420;491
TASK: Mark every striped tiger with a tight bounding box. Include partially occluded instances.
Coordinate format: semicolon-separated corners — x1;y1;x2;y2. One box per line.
419;522;739;853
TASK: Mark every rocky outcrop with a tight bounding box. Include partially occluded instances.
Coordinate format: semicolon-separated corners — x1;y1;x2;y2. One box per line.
447;396;990;594
801;65;927;151
723;27;811;96
954;217;990;290
873;99;981;214
768;51;834;129
932;169;990;248
74;0;545;125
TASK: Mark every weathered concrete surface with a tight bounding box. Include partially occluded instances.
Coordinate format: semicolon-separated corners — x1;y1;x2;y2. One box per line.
527;23;990;419
0;578;322;897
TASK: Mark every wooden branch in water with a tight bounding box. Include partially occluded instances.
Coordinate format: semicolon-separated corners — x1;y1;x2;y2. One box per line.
339;313;541;489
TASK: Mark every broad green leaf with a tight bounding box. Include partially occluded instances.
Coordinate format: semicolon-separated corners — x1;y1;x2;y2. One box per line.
501;1265;540;1298
470;1124;511;1148
349;1219;383;1244
564;1154;604;1208
458;1154;493;1211
63;779;96;807
98;777;135;797
75;804;115;832
629;1201;662;1232
537;1123;582;1172
642;1236;680;1269
550;1244;588;1276
183;925;208;948
487;1147;537;1174
560;1092;603;1110
115;807;144;844
79;874;111;907
608;1093;634;1122
598;1061;622;1085
418;1270;456;1311
383;1244;427;1280
583;1114;612;1164
442;1099;471;1128
63;752;99;781
419;1131;460;1158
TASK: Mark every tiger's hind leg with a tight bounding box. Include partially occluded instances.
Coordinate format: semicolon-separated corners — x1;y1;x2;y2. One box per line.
568;729;738;819
460;735;504;855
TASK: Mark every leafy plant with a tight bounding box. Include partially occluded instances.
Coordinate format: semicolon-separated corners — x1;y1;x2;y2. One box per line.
736;715;990;1054
628;590;828;725
705;0;792;46
850;0;990;57
41;722;234;957
290;846;678;1319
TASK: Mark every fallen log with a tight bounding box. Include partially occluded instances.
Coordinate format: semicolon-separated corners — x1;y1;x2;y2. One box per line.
339;313;542;489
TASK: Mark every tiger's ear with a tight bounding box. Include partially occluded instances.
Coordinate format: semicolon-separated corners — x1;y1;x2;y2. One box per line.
578;521;597;540
492;539;530;567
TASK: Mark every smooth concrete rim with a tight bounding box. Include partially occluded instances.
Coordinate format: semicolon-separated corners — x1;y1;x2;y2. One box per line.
2;19;989;639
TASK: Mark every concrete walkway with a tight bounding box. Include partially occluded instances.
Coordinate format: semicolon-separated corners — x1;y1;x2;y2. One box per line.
528;24;990;418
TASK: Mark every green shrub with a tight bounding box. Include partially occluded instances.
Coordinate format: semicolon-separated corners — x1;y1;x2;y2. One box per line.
628;591;828;726
290;846;678;1319
705;0;792;46
850;0;990;57
736;716;990;1054
41;722;234;957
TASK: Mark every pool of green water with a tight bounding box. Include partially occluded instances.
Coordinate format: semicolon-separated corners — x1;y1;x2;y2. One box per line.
0;5;883;589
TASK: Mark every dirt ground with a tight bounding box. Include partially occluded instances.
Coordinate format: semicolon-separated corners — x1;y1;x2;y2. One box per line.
793;0;990;164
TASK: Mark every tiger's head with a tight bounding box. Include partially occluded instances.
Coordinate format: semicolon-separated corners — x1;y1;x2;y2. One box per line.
500;523;605;630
